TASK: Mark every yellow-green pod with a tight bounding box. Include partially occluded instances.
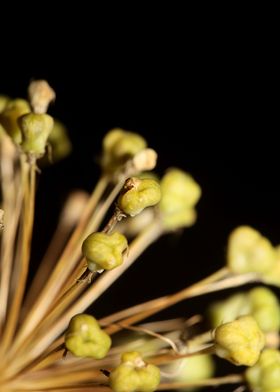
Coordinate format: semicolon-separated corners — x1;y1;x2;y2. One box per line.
82;231;128;271
0;95;10;113
102;128;147;172
0;98;30;144
245;349;280;391
214;315;265;366
227;226;276;275
109;351;160;392
263;245;280;288
159;168;201;230
18;113;54;156
47;119;72;162
65;314;111;358
118;177;161;217
248;287;280;333
209;292;249;328
164;354;214;388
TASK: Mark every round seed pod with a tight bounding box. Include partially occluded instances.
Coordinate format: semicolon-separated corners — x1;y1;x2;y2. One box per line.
109;351;160;392
65;314;111;358
82;231;128;271
214;315;265;366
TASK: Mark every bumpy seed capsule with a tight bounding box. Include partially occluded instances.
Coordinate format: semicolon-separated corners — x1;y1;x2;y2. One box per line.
227;226;276;274
214;315;265;366
65;314;111;358
249;287;280;333
0;99;30;144
28;80;56;114
18;113;54;156
159;168;201;230
102;128;147;172
82;232;128;271
109;351;160;392
118;177;161;217
246;349;280;391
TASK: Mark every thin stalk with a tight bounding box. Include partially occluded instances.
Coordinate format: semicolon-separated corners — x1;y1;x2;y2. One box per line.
1;160;36;354
0;141;22;336
100;267;228;326
104;271;258;335
9;175;110;354
157;374;244;390
23;191;89;312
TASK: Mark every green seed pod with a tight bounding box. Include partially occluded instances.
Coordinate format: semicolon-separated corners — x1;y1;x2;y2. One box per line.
0;95;10;113
227;226;276;275
18;113;54;156
249;287;280;333
82;232;128;271
118;177;161;217
164;354;214;388
214;315;265;366
209;287;280;334
245;349;280;391
263;245;280;288
65;314;111;358
159;168;201;230
209;293;249;328
102;128;147;172
109;351;160;392
0;99;30;144
47;119;72;162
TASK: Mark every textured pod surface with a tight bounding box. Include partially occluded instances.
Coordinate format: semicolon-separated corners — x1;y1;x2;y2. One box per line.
102;128;147;172
82;231;128;271
19;113;54;155
159;168;201;230
65;314;111;358
215;315;265;366
118;177;161;217
227;226;276;274
109;351;160;392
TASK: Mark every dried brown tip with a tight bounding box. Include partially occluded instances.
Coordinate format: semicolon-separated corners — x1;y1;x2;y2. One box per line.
28;80;56;114
132;148;157;172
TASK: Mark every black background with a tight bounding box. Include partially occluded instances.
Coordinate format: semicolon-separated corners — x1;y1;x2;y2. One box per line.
1;22;279;391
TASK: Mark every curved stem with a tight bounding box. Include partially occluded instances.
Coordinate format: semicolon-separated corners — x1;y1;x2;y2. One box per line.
158;374;244;390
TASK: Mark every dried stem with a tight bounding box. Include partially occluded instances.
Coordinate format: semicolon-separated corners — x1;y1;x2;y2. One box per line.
4;221;163;378
1;159;36;354
100;267;229;326
104;271;259;335
157;374;244;390
23;191;89;311
0;138;22;336
9;175;110;354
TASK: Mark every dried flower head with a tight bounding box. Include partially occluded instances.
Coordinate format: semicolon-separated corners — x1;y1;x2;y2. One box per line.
0;80;279;392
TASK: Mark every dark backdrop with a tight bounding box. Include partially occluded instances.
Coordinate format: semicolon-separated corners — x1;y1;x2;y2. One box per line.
1;41;278;391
